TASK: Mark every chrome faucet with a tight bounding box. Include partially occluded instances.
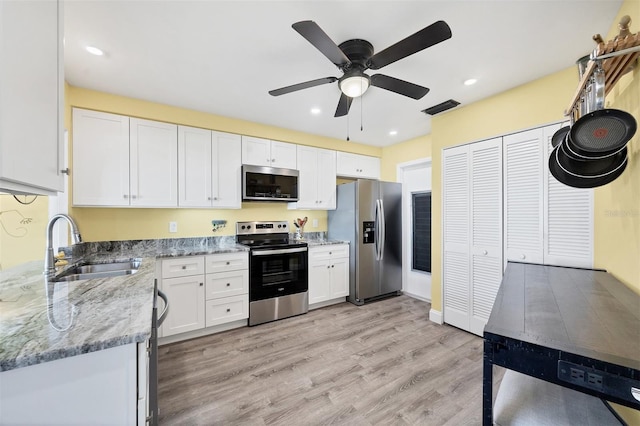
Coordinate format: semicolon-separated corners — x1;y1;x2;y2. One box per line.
45;214;82;277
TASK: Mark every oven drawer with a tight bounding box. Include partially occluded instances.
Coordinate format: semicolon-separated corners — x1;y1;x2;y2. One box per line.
205;252;248;274
206;270;248;300
162;256;205;279
309;244;349;261
205;295;248;327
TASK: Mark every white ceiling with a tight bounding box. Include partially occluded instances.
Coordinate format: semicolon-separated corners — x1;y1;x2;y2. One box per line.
64;0;622;147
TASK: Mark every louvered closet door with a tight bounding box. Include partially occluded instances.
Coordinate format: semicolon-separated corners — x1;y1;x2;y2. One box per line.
443;145;470;331
543;124;593;268
469;138;503;336
503;128;544;266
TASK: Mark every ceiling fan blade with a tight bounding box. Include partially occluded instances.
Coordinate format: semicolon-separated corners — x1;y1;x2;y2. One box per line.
269;77;338;96
367;20;452;70
334;93;353;117
292;21;351;68
370;74;429;99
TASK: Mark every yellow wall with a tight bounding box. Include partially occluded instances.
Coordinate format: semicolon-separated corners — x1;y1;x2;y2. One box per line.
380;134;432;181
66;86;380;241
0;194;49;270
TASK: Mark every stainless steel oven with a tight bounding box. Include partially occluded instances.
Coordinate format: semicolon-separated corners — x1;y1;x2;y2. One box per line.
237;221;308;326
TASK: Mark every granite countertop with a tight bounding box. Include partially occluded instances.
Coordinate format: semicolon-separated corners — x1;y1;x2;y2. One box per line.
0;237;249;372
303;237;350;247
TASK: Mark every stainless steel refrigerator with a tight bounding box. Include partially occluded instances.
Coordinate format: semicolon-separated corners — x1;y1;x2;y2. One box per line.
328;179;402;305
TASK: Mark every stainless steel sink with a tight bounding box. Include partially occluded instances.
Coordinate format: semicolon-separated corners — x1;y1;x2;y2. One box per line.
52;259;141;282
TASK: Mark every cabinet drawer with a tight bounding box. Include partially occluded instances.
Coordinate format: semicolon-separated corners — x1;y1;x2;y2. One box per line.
309;244;349;261
205;252;248;274
205;270;248;300
162;256;205;279
205;295;248;327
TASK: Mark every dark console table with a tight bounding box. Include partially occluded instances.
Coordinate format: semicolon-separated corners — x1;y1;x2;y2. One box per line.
483;262;640;425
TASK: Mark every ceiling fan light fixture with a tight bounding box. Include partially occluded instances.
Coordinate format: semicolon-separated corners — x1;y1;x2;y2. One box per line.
339;74;370;98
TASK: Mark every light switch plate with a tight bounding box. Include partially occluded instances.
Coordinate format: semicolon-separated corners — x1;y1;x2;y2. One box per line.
169;222;178;233
312;219;318;228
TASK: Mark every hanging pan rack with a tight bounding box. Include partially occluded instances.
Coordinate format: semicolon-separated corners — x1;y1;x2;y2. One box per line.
565;21;640;117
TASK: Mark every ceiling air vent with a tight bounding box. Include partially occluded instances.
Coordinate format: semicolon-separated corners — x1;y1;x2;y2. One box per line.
422;99;460;115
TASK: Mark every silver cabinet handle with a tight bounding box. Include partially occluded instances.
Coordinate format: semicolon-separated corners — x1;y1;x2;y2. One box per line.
226;261;230;265
483;250;488;255
327;265;330;269
521;254;526;259
124;194;129;199
199;282;203;286
182;265;186;269
226;283;230;287
132;195;137;199
331;265;334;268
271;158;275;162
208;197;212;200
213;197;218;200
226;308;231;313
157;289;169;326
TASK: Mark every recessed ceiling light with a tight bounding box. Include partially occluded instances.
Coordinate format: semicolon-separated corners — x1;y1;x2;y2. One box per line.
86;46;104;56
310;107;321;115
464;78;477;86
389;130;398;136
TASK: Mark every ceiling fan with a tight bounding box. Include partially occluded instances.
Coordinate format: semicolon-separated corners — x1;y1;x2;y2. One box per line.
268;20;452;117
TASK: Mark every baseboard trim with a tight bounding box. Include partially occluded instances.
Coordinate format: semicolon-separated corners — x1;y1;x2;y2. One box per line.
309;297;347;311
403;291;431;303
429;309;443;324
159;319;247;346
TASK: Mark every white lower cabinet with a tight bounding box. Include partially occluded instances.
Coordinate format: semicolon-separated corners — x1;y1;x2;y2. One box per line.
159;252;248;340
0;343;140;424
161;275;206;336
308;244;349;307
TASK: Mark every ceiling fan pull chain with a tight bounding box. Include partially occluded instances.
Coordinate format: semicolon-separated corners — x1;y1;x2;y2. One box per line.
346;113;350;141
360;95;364;131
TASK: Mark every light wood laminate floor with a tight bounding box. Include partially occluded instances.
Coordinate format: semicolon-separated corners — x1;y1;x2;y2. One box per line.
158;295;499;425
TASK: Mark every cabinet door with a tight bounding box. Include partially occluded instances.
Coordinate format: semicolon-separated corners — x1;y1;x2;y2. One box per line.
205;295;248;327
178;125;212;207
178;126;211;207
503;128;544;265
130;118;178;207
295;145;319;209
330;256;349;298
72;109;130;206
270;141;297;169
309;260;331;304
160;275;205;336
205;270;248;299
212;131;242;208
0;0;63;195
316;148;337;209
469;138;503;336
358;155;381;180
442;145;471;332
241;136;271;166
543;124;593;268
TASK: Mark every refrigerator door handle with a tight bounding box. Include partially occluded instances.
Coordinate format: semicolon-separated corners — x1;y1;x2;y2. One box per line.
379;198;385;260
374;199;381;261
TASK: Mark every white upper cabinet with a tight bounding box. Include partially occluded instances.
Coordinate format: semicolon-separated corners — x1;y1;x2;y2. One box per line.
336;152;380;180
73;109;178;208
211;131;242;208
178;126;212;207
241;136;296;169
503;128;545;265
293;146;336;210
178;127;241;208
129;118;178;207
0;0;64;195
73;109;130;207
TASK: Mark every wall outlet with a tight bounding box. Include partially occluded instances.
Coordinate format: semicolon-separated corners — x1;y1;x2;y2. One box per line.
312;219;318;228
169;222;178;233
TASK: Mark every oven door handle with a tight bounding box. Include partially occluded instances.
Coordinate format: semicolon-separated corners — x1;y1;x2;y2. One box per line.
252;247;308;256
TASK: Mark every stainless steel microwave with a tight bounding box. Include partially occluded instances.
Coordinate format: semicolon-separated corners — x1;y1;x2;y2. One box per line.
242;165;299;202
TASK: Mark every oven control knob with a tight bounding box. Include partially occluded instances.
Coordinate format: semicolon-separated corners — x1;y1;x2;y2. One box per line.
283;224;287;228
241;225;246;230
278;224;282;228
247;225;251;229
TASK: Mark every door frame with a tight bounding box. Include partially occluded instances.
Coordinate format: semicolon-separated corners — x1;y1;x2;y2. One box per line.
396;157;432;302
